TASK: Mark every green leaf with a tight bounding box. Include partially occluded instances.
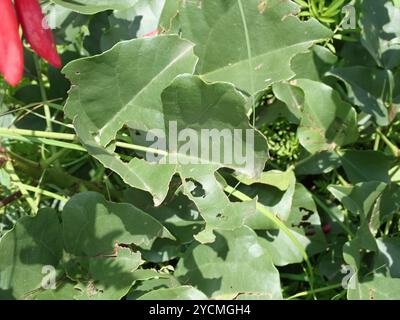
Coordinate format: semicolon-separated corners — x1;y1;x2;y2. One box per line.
295;151;341;175
72;248;143;300
53;0;137;14
138;286;208;300
257;229;309;266
340;150;391;184
243;173;296;229
348;276;400;300
89;13;141;54
64;36;198;206
328;67;393;125
177;0;332;94
339;42;378;68
272;82;304;119
291;45;338;81
376;237;400;278
65;47;269;242
33;281;79;300
333;183;387;278
295;79;358;154
175;226;282;300
360;0;400;69
114;0;166;37
61;192;173;299
123;188;204;244
328;182;387;217
235;169;295;191
158;0;181;33
0;209;63;300
394;71;400;103
64;35;197;149
128;273;180;300
370;184;400;231
287;183;327;256
63;192;174;256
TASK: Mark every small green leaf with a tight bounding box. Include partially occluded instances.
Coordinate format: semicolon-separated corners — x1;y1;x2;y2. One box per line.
360;0;400;69
328;67;393;126
340;150;391;184
0;209;63;300
138;286;208;300
53;0;137;14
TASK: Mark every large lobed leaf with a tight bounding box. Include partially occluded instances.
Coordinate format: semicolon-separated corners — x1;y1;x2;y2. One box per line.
174;0;332;94
64;36;269;243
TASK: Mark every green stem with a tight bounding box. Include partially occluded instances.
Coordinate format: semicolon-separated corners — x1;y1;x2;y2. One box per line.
0;127;76;140
376;128;399;157
18;183;69;202
287;283;343;300
313;194;354;237
0;131;86;152
336;171;350;187
33;55;53;133
0;127;167;155
374;133;381;151
4;160;37;213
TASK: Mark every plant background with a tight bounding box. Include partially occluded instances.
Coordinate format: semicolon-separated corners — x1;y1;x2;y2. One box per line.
0;0;400;300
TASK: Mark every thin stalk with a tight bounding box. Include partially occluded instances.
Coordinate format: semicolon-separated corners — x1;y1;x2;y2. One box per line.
373;133;381;151
0;132;86;152
0;127;76;140
33;55;53;133
376;128;399;157
4;161;37;213
42;148;71;167
33;170;47;209
287;283;343;300
18;183;69;202
336;171;350;187
313;194;354;237
0;127;170;157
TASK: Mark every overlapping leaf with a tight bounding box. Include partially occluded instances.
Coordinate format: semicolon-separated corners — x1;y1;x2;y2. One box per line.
64;36;269;243
175;226;282;300
174;0;332;94
53;0;137;14
0;209;63;300
0;192;173;300
360;0;400;69
328;67;393;125
295;79;358;154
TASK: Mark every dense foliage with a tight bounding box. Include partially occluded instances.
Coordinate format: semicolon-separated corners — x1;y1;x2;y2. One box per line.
1;0;400;300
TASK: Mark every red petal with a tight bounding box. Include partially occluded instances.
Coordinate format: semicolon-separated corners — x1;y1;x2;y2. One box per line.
0;0;24;86
142;29;160;38
14;0;62;68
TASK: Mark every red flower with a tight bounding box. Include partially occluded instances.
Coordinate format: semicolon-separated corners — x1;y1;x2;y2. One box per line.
0;0;61;87
0;0;23;86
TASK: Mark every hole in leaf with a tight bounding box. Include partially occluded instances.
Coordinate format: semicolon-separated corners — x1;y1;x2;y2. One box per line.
186;179;206;198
